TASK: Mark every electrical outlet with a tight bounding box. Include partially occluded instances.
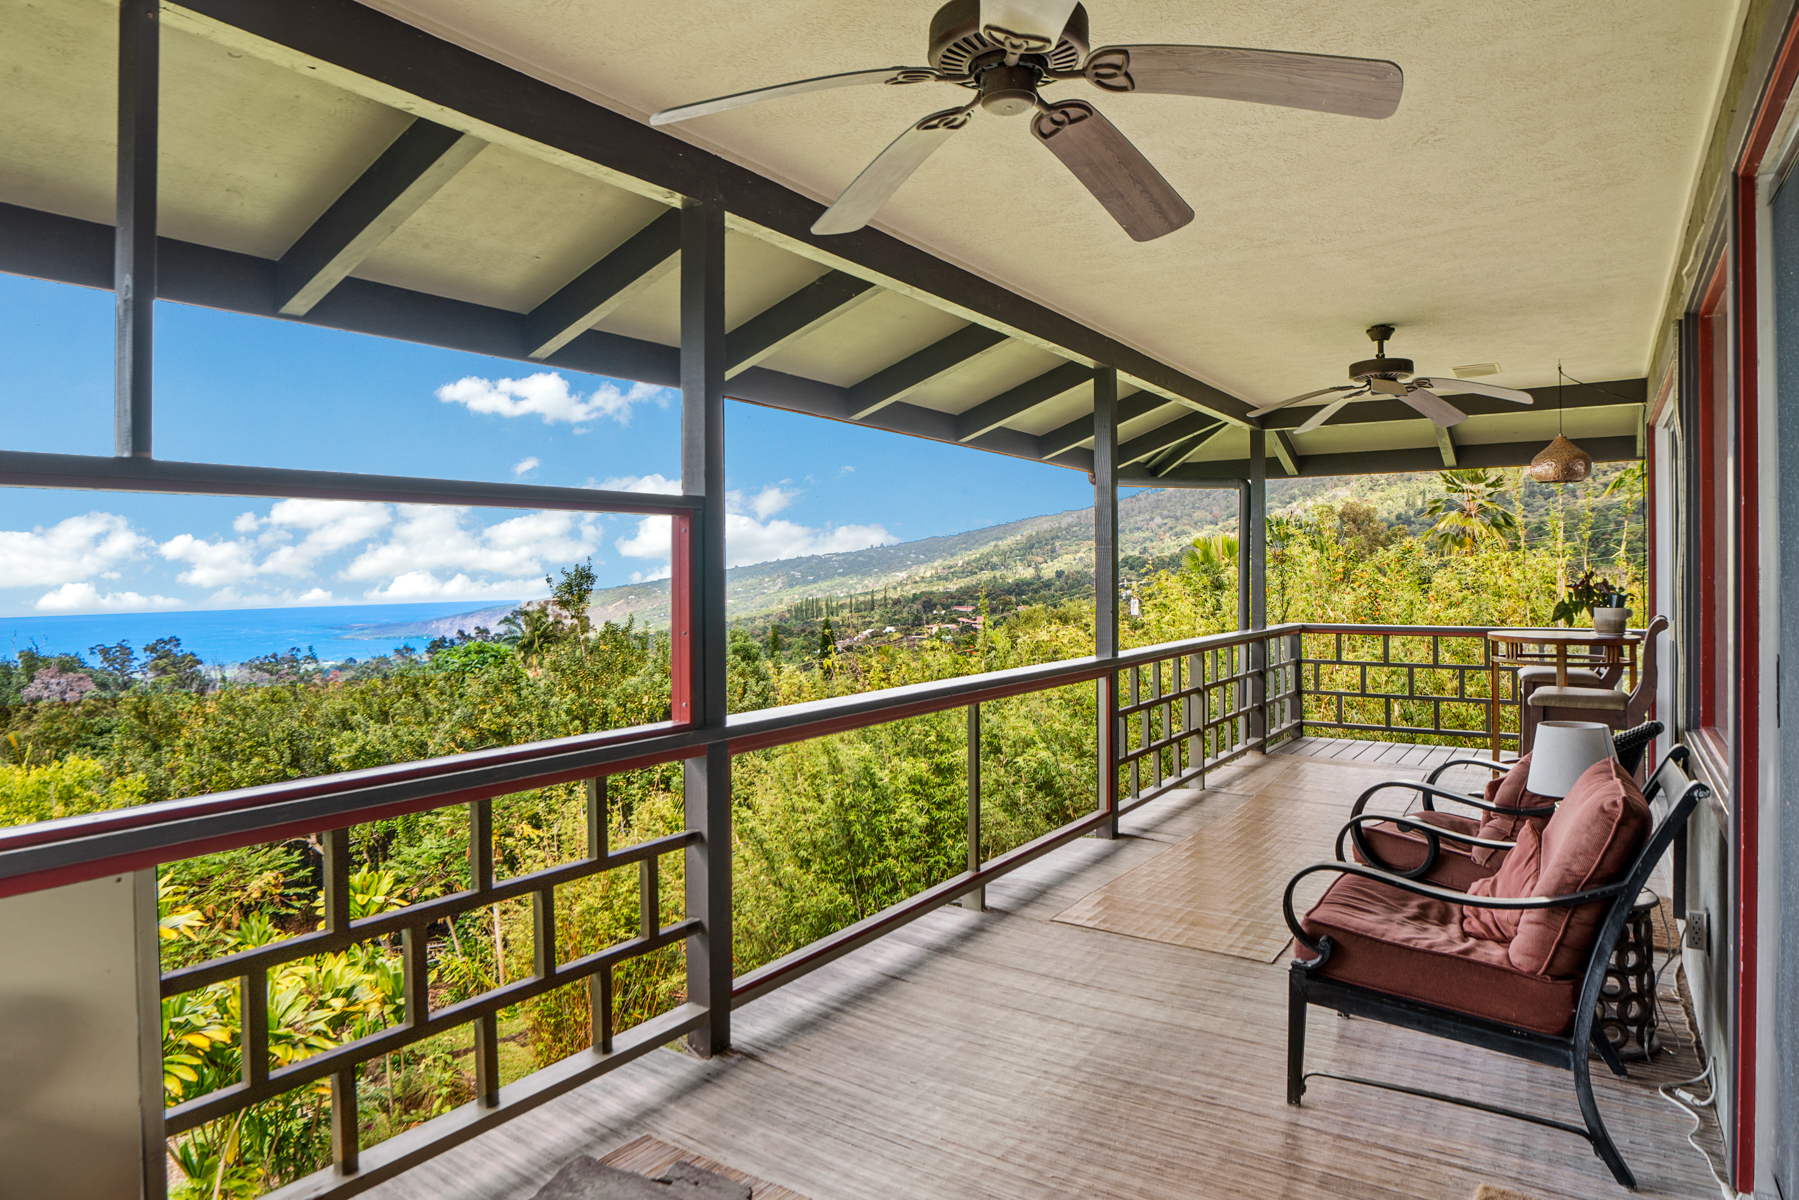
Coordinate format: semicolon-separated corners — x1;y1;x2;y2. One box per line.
1683;910;1709;954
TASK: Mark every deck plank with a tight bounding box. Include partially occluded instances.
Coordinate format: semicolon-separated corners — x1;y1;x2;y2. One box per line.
362;750;1719;1200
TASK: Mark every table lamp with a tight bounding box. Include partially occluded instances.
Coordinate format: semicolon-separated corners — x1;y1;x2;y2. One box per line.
1526;721;1616;798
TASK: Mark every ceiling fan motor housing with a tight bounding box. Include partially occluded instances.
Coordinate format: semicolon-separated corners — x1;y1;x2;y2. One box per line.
1350;356;1414;381
928;0;1090;77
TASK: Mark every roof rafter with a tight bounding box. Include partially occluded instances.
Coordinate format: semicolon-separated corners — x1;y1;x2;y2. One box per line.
1118;410;1219;466
1136;436;1642;484
1271;430;1301;475
954;362;1095;442
1434;424;1457;467
276;118;483;316
846;325;1009;420
525;209;682;359
166;0;1256;425
1039;392;1169;459
725;271;878;379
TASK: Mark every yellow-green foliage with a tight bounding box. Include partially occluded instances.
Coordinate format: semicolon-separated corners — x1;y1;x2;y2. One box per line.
0;755;146;825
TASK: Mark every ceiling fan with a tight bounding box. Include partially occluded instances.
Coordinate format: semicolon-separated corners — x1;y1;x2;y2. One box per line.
650;0;1404;242
1252;326;1535;434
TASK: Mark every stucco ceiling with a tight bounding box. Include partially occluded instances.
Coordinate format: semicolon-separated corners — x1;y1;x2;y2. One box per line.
359;0;1738;406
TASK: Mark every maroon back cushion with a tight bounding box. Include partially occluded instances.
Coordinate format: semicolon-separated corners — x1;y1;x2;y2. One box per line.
1461;820;1544;943
1470;754;1554;867
1508;759;1652;977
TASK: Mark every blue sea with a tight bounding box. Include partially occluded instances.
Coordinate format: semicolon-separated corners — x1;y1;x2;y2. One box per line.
0;601;522;666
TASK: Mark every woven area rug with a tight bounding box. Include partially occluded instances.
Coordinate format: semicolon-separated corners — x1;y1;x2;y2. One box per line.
1053;788;1345;962
600;1135;812;1200
1471;1186;1545;1200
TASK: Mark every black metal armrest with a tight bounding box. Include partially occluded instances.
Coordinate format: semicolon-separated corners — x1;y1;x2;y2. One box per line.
1349;779;1555;821
1426;756;1516;785
1283;859;1629;967
1334;812;1516;879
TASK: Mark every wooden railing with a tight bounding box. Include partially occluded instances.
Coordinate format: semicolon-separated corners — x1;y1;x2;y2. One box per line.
1294;623;1518;751
0;620;1511;1199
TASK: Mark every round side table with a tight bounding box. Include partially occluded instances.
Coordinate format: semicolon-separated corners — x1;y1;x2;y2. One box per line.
1597;888;1662;1060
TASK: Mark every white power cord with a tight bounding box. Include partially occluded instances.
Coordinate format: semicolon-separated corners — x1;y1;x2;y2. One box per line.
1657;1056;1737;1198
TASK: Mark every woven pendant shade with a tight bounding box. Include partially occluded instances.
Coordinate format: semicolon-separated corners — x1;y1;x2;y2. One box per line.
1529;434;1593;483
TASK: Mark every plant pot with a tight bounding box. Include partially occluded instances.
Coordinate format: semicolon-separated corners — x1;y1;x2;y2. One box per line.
1593;607;1632;636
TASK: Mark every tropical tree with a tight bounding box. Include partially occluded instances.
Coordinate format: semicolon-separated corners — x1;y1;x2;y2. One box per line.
1425;469;1520;553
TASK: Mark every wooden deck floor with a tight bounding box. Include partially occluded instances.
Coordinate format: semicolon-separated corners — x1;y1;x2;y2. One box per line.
369;744;1720;1200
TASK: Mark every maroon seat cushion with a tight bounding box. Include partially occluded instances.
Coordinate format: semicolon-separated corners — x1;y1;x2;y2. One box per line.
1297;873;1578;1035
1354;811;1492;891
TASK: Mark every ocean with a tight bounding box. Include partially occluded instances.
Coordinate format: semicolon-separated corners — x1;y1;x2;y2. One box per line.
0;601;522;666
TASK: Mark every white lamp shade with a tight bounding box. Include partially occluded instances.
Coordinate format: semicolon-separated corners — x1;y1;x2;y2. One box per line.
1526;721;1616;798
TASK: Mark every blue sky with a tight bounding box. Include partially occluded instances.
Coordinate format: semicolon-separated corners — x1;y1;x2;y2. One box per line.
0;271;1100;616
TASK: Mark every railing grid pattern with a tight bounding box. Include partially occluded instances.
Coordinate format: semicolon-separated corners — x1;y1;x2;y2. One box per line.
1296;624;1518;749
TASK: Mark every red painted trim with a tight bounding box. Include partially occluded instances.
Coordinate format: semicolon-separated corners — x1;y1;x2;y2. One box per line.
1732;170;1761;1191
1723;15;1799;1187
669;513;694;729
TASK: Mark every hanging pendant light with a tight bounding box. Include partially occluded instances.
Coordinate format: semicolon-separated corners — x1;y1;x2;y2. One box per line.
1528;364;1594;483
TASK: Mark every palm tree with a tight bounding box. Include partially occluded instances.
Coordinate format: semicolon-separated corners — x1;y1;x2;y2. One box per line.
1425;469;1520;553
1184;532;1238;571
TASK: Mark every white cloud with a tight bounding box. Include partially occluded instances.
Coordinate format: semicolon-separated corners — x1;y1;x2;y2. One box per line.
839;465;855;475
613;480;893;571
362;571;546;602
728;485;798;521
0;513;151;587
512;456;540;477
36;582;181;613
258;500;391;576
594;473;683;495
341;506;600;582
204;586;339;607
160;534;262;588
436;373;668;426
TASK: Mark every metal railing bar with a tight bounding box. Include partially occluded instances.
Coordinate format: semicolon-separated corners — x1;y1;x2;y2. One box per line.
164;918;700;1134
162;828;697;995
253;1004;710;1200
0;449;703;515
731;803;1119;1008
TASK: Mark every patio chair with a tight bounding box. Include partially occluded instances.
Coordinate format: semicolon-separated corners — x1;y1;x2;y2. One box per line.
1283;747;1707;1189
1344;721;1664;889
1521;616;1668;754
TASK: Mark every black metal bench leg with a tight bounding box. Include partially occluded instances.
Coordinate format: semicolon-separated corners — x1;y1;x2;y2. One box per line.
1287;966;1307;1105
1572;1049;1636;1188
1590;1025;1629;1079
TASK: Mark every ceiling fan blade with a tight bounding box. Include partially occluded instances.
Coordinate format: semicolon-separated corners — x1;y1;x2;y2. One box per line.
1248;384;1357;418
1401;387;1468;427
981;0;1080;54
1031;100;1194;242
812;105;975;235
1413;377;1534;405
1295;392;1358;434
1083;45;1403;119
650;66;943;125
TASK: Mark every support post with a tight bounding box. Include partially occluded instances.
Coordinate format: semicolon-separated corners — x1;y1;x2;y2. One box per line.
958;703;985;910
680;197;731;1057
115;0;158;459
1093;367;1120;839
1246;430;1268;745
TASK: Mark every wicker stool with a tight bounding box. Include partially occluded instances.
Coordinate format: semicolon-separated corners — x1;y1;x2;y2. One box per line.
1597;888;1662;1059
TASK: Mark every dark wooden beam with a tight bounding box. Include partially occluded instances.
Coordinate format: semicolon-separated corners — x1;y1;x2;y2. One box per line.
115;0;158;459
172;0;1257;423
1260;379;1647;429
1093;366;1119;841
277;118;484;316
1434;424;1457;468
725;271;877;379
0;202;1091;475
954;362;1094;442
1139;435;1643;483
1146;423;1225;477
1039;391;1169;459
846;324;1008;419
1271;430;1300;476
526;209;681;359
1118;410;1218;466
